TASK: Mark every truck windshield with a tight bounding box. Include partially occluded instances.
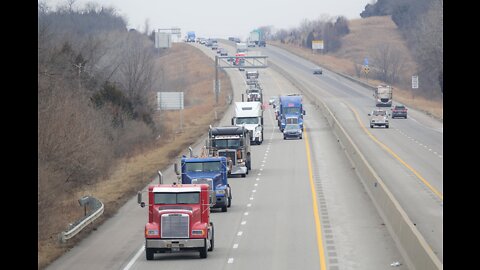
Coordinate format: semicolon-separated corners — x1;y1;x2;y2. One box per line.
236;117;259;124
185;161;221;172
283;107;301;114
213;139;241;149
154;192;200;204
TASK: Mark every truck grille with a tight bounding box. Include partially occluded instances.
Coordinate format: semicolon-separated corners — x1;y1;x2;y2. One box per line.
161;213;189;238
219;150;236;165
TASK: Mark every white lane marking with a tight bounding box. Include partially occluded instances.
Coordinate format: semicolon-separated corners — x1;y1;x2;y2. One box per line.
254;183;258;186
233;244;239;249
122;245;145;270
256;178;260;181
228;258;234;264
252;190;256;193
241;221;247;225
260;168;263;171
237;231;243;236
244;212;249;215
247;203;252;207
257;173;262;176
250;197;254;200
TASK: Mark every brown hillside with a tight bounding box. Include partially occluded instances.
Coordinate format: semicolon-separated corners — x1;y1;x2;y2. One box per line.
38;43;232;269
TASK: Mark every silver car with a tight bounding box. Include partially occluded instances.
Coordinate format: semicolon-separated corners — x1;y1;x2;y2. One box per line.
368;109;390;128
283;124;303;140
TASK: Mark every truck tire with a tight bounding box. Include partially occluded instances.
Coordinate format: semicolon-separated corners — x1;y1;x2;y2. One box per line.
221;204;227;212
370;124;373;128
208;223;214;251
146;248;154;260
241;173;246;178
199;239;208;258
386;125;389;128
228;196;232;207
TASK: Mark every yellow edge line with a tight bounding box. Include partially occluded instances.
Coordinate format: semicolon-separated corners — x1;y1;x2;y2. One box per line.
348;104;443;201
304;125;327;270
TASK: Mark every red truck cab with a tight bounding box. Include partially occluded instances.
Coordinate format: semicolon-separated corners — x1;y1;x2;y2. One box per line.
139;182;214;259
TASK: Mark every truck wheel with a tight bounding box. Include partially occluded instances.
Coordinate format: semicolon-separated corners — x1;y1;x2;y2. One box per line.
221;205;227;212
208;223;214;251
199;239;208;258
146;248;154;260
241;174;246;178
370;124;373;128
386;125;389;128
228;195;232;207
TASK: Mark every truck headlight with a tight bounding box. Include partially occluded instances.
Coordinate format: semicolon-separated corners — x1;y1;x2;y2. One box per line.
215;189;226;195
146;229;159;236
192;229;204;236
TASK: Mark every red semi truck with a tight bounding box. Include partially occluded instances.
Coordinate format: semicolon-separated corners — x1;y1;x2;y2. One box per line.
138;176;214;259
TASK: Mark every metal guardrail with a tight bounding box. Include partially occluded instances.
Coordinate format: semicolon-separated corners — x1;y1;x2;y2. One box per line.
58;196;104;243
269;60;442;270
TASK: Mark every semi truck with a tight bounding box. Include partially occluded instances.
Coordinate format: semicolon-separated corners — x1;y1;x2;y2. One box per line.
374;84;393;107
232;102;264;145
278;94;305;132
207;126;251;178
179;151;232;212
249;30;261;45
236;42;247;53
138;172;214;260
186;31;196;42
245;87;263;103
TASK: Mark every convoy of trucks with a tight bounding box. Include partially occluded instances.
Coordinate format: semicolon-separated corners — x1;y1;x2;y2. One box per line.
232;102;264;145
137;39;313;262
138;173;214;259
207;126;251;178
374;84;393;107
278;94;305;132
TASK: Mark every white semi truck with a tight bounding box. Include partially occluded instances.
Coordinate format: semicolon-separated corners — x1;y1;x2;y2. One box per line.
232;102;264;145
374;84;393;107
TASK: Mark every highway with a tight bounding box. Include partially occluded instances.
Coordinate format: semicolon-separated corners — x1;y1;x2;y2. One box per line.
253;43;443;262
45;39;443;270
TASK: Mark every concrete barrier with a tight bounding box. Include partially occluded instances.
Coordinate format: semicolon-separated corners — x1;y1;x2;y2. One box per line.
269;61;442;270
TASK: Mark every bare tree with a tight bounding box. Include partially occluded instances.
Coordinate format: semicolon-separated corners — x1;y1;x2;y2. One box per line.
370;43;405;83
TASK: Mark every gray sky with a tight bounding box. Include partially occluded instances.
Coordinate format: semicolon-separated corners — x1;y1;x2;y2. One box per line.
44;0;371;40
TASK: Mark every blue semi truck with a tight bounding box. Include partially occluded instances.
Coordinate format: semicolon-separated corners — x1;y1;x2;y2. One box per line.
186;31;196;42
278;94;305;132
180;154;232;212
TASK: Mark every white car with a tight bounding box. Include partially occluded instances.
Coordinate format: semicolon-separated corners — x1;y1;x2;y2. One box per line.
368;109;390;128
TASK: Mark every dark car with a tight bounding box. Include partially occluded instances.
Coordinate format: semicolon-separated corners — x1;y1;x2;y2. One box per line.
258;40;266;47
391;105;408;119
283;124;303;140
313;67;323;75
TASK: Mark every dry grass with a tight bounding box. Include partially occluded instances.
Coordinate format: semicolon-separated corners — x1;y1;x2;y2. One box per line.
270;16;442;120
38;43;232;269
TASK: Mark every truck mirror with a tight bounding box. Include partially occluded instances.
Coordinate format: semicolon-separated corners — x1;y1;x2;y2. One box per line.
137;192;144;207
174;163;179;176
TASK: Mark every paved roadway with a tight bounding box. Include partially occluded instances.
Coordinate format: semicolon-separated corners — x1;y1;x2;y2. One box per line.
251;43;443;262
46;41;409;270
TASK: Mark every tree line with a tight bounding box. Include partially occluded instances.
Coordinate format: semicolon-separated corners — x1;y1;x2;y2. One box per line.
361;0;443;95
38;1;161;219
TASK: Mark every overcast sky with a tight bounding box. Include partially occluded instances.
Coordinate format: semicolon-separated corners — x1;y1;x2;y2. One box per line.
43;0;371;40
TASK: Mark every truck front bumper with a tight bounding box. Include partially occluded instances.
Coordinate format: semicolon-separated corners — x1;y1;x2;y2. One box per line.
230;165;247;175
213;195;228;208
146;238;205;249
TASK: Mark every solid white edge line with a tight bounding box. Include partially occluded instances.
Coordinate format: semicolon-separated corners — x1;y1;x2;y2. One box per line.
123;245;145;270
